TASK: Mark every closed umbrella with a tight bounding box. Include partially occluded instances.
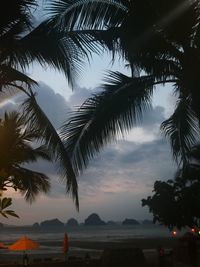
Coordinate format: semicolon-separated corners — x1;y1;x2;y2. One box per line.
63;232;69;261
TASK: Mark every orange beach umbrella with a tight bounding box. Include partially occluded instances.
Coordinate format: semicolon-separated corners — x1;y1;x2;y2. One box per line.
0;242;7;249
63;232;69;254
8;236;39;251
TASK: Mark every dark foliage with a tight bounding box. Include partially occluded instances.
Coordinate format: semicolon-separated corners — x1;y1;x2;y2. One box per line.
0;0;82;208
0;111;51;203
55;0;200;176
142;144;200;229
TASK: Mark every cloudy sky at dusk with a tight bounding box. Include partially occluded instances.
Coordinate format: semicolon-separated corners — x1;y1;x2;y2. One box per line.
0;25;178;225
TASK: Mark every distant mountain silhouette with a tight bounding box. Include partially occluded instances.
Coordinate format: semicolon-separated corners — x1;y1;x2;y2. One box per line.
5;215;154;228
66;218;79;227
122;219;140;225
85;213;106;226
40;218;64;228
32;222;40;228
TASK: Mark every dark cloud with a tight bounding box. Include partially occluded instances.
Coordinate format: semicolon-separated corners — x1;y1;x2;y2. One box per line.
0;91;23;116
141;106;166;128
78;138;175;196
33;82;71;128
28;85;176;204
0;82;177;224
68;86;101;108
0;82;71;128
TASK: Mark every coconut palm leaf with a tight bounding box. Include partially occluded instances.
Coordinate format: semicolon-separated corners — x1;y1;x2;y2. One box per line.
117;0;199;51
66;30;104;57
1;1;104;88
0;1;80;207
56;0;200;168
12;19;105;87
0;65;37;92
47;0;127;30
0;197;19;218
61;71;155;174
17;20;84;87
174;143;200;184
45;0;128;66
22;93;79;208
0;111;53;209
0;0;36;67
9;145;51;166
0;111;51;168
10;166;50;203
189;144;200;159
161;97;199;163
0;0;36;36
0;111;52;167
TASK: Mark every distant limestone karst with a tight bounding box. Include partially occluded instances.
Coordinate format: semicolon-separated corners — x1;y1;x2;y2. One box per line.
85;213;106;226
66;218;79;227
40;218;64;228
122;218;140;225
32;222;40;228
28;215;149;228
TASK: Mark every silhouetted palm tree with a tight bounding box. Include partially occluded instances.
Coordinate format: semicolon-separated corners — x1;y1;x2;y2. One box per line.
0;111;51;203
1;0;124;205
0;0;91;207
46;0;200;174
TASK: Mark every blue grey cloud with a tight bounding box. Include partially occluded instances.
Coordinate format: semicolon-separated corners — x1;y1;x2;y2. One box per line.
0;82;177;224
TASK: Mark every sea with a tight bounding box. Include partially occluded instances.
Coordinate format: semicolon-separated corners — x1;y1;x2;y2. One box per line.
0;224;189;256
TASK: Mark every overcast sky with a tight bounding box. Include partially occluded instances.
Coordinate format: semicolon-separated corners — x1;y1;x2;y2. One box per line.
0;6;178;225
0;59;177;226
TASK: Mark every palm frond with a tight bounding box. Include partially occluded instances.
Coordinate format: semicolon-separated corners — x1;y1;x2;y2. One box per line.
22;93;79;208
27;145;52;161
19;19;95;87
70;27;123;59
138;58;179;79
0;197;19;218
11;145;51;165
0;111;51;168
161;97;199;163
0;0;36;36
11;166;50;203
0;65;37;92
61;71;155;174
66;30;104;57
189;144;200;159
157;0;200;44
47;0;127;30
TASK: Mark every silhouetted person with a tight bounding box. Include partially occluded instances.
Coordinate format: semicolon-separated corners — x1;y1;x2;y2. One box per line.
23;253;29;266
85;252;91;265
157;245;165;267
188;236;198;267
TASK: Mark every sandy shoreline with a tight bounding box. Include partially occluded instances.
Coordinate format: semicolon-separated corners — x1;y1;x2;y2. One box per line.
0;237;177;264
67;236;177;250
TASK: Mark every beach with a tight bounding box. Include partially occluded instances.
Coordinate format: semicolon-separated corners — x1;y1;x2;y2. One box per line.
0;237;177;265
0;225;195;266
